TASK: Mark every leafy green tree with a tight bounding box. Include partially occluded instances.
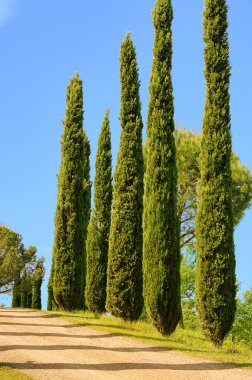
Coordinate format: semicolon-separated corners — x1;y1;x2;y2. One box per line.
0;225;37;308
231;155;252;226
85;109;112;312
106;33;144;321
52;73;90;310
175;127;251;327
143;0;180;335
195;0;236;346
176;128;252;249
230;287;252;347
32;257;45;310
0;225;24;295
180;246;196;302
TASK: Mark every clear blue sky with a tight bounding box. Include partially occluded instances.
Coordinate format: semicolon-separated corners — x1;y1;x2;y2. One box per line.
0;0;251;309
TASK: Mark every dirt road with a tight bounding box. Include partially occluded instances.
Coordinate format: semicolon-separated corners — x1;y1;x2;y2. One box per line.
0;308;251;380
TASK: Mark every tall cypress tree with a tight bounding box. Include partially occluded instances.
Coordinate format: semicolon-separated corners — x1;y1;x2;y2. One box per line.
195;0;236;347
85;109;112;312
12;275;21;307
52;73;89;310
143;0;180;336
47;267;54;311
106;33;144;321
32;258;45;310
82;129;91;307
20;270;32;308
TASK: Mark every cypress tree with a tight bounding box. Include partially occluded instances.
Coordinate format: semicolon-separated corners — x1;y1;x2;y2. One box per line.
47;249;56;310
106;33;144;321
32;258;45;310
12;275;21;307
32;283;42;309
52;73;89;310
85;109;112;312
82;129;91;307
20;270;32;308
195;0;236;347
143;0;180;335
47;271;54;311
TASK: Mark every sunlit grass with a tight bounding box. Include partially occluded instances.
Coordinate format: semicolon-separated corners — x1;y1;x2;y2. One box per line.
45;310;252;368
0;365;32;380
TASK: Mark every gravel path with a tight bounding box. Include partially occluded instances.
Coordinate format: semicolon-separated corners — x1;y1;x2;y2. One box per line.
0;308;251;380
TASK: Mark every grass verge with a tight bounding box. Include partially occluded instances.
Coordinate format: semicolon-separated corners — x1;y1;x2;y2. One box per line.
44;310;252;369
0;365;32;380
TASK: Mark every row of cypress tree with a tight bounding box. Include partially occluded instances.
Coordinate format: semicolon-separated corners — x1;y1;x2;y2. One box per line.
12;258;45;310
48;0;236;346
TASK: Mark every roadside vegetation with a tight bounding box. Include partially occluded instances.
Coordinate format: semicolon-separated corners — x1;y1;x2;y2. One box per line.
0;365;32;380
45;309;252;368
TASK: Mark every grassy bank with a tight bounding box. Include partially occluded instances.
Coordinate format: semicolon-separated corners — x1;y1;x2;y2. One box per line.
45;310;252;369
0;365;32;380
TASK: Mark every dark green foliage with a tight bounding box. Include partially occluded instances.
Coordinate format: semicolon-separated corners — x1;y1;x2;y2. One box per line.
106;33;144;321
20;270;32;308
52;73;90;310
32;258;45;310
47;244;57;311
47;270;54;310
143;0;180;335
12;275;21;307
195;0;236;347
32;284;41;309
85;110;112;312
82;130;91;307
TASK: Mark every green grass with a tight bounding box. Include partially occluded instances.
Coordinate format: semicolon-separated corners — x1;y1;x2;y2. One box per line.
0;365;32;380
45;310;252;369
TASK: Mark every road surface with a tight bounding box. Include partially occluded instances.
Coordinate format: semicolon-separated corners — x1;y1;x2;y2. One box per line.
0;308;251;380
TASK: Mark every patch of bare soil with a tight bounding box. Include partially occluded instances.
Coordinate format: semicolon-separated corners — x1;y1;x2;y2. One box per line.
0;308;251;380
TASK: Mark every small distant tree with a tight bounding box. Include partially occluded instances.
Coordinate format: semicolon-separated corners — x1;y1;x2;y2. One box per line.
47;269;54;311
32;257;45;310
12;274;22;307
0;225;25;295
85;109;112;312
20;269;33;308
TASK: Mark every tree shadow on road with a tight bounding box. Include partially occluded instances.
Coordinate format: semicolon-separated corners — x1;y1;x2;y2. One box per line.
0;343;167;353
0;331;116;339
5;361;250;372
